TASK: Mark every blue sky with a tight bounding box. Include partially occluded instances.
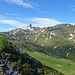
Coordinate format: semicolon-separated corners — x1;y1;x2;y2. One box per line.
0;0;75;32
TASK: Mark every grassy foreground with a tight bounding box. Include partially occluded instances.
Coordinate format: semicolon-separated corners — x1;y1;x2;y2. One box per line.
25;50;75;75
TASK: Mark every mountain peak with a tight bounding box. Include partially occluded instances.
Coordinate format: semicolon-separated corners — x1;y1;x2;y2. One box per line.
21;24;33;30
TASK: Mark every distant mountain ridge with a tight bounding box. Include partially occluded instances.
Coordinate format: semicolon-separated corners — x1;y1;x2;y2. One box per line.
1;24;75;61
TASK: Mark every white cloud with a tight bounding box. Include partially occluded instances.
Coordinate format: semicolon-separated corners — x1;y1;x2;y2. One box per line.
5;0;38;8
70;5;75;11
0;18;28;32
0;17;62;28
0;15;63;32
27;18;62;27
0;19;27;28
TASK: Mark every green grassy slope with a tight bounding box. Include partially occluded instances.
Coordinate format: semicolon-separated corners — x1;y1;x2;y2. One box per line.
8;39;75;75
25;50;75;75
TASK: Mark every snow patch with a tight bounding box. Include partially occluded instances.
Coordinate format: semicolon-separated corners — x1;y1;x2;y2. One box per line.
34;35;38;41
74;31;75;33
54;46;57;49
67;24;70;26
69;48;71;50
42;35;44;37
41;30;45;32
25;37;27;39
9;32;12;34
68;37;73;39
49;32;55;39
13;31;16;35
46;38;48;40
50;32;55;36
41;44;43;46
70;34;74;37
66;52;69;57
50;35;52;39
68;34;74;39
21;25;34;31
35;37;37;41
16;29;20;31
64;32;66;33
57;30;59;31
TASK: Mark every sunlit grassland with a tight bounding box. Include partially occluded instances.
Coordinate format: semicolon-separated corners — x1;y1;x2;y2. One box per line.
25;50;75;75
8;40;75;75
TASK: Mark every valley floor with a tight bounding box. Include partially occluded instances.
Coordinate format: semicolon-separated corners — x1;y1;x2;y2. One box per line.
8;40;75;75
25;50;75;75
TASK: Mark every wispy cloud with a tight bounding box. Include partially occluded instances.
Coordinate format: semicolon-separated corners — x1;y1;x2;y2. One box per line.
0;19;27;28
4;0;38;8
0;15;5;19
0;15;63;32
70;5;75;11
0;18;28;32
0;15;62;28
27;18;62;27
